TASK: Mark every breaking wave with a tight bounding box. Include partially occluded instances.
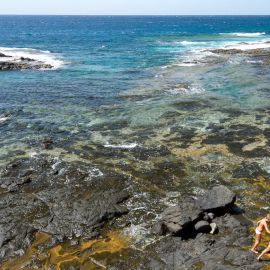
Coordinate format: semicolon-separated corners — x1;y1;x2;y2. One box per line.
0;47;64;69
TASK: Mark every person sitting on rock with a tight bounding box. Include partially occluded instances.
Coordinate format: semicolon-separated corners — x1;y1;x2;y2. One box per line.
251;214;270;254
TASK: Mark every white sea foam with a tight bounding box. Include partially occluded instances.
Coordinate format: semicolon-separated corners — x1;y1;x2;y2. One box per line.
167;84;205;95
0;116;9;123
246;60;263;64
104;143;138;149
222;40;270;51
179;41;207;45
175;62;198;67
161;62;198;69
0;47;64;69
220;32;266;37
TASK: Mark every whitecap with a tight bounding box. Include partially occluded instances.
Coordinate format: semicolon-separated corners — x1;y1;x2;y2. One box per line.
220;32;266;37
0;47;64;69
179;41;207;45
161;62;199;69
246;60;263;64
0;116;9;123
175;62;198;67
167;84;205;95
223;40;270;51
104;143;138;149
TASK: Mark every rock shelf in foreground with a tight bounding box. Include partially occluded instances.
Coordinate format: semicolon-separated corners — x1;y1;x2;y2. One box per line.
148;185;262;270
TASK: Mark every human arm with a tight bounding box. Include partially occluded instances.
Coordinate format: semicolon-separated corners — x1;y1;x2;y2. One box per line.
257;219;263;226
264;222;270;234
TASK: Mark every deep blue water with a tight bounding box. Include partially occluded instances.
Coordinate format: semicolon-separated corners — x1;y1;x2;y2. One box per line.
1;16;270;161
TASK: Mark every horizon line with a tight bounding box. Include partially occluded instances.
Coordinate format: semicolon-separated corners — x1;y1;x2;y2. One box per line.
0;14;269;16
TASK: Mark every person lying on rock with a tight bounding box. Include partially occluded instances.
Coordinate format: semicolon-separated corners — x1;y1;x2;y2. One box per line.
251;214;270;254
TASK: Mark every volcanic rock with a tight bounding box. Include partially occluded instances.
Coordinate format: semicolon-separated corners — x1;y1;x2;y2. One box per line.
197;185;236;213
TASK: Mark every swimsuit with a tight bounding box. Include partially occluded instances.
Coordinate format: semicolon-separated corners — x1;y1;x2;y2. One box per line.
256;227;262;235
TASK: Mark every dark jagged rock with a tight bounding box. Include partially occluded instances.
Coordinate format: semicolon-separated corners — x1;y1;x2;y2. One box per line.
149;185;261;270
0;52;11;57
197;185;236;213
147;214;259;270
20;57;35;61
154;185;236;236
157;198;202;235
0;61;53;71
41;136;53;149
0;156;130;260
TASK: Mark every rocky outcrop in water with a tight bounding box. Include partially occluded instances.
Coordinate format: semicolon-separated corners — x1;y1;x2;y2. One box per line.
0;54;53;70
0;53;10;57
209;47;270;65
0;61;53;70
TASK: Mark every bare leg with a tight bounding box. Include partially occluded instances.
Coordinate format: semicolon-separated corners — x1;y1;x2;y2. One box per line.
258;243;270;260
251;234;261;253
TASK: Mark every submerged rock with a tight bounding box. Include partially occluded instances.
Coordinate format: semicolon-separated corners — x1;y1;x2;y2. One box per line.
41;136;54;149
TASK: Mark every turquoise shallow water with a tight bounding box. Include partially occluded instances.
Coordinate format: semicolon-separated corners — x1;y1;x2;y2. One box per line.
0;16;269;162
1;16;270;161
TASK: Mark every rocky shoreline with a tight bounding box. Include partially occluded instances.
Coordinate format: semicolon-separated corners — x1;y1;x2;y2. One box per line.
0;53;53;70
0;154;266;270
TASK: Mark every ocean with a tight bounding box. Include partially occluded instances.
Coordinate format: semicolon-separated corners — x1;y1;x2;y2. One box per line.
1;16;270;158
1;16;270;268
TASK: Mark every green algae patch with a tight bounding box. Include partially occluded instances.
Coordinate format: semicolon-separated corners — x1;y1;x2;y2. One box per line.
191;261;205;269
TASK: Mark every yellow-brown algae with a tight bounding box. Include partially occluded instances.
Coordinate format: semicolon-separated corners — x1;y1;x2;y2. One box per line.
0;231;129;270
242;136;268;152
0;231;51;270
171;143;232;158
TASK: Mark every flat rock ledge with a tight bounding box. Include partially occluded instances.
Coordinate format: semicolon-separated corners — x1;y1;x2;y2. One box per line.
0;156;130;260
149;185;262;270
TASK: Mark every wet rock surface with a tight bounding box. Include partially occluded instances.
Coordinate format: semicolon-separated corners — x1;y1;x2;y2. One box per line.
0;156;130;260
